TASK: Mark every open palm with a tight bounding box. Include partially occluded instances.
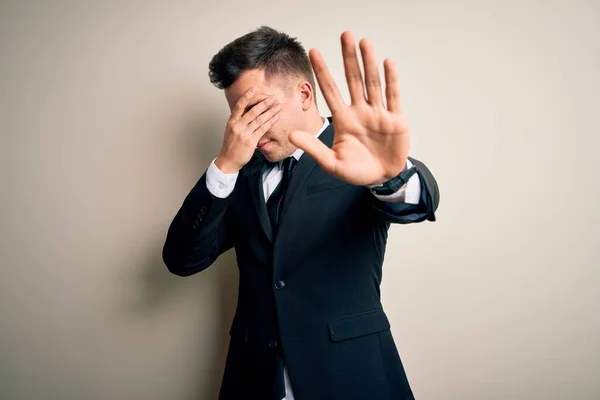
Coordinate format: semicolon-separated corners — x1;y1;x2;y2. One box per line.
289;31;410;186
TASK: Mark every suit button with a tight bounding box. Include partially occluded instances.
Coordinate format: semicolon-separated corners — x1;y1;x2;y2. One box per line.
269;339;278;348
274;280;285;290
199;205;207;216
192;220;200;230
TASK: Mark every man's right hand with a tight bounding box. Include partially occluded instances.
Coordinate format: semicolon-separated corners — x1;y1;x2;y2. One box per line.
215;88;282;173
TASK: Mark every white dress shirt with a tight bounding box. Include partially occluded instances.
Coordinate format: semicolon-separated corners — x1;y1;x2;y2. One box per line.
205;117;421;399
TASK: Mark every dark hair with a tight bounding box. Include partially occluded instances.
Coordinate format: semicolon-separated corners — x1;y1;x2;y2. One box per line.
208;26;315;90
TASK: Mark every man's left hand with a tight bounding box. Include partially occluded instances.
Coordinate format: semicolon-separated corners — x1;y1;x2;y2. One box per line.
289;31;410;186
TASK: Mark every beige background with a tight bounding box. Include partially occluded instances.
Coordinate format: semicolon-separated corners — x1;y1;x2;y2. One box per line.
1;0;598;399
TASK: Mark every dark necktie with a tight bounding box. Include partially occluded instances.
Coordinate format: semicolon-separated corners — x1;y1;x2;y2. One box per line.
266;157;297;233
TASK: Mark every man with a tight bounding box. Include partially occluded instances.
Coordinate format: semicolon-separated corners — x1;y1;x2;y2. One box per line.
163;26;439;400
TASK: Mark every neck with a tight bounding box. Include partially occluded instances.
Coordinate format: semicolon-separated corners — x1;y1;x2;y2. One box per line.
300;108;325;135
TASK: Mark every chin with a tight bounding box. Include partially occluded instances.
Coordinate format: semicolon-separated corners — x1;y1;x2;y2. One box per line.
260;150;279;162
260;147;285;162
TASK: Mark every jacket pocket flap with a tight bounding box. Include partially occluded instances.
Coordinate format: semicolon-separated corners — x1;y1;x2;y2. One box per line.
306;180;351;195
328;309;390;342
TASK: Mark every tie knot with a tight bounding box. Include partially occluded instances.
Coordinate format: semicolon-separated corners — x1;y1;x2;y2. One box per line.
265;157;297;172
282;156;297;172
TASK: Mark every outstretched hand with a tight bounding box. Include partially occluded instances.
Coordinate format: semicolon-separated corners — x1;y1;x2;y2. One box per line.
289;31;410;186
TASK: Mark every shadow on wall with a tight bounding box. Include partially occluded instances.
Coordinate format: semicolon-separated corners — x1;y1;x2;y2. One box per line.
132;107;238;399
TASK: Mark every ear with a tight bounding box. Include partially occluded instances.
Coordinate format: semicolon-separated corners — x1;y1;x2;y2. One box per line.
298;81;314;111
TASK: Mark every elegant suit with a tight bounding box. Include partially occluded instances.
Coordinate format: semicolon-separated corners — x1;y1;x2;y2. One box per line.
162;119;440;399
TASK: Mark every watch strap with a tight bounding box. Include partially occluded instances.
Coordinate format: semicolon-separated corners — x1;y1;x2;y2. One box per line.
369;164;418;196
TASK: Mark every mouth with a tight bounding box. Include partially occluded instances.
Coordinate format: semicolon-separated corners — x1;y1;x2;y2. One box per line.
257;139;273;149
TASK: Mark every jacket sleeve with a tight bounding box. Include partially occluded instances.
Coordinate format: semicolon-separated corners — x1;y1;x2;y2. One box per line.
162;172;237;276
370;156;440;224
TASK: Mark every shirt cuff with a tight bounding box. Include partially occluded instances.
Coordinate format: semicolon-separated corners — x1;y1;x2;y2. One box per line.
370;159;421;204
205;158;239;198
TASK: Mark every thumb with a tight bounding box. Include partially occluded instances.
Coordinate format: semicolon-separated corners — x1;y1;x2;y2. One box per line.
289;129;338;173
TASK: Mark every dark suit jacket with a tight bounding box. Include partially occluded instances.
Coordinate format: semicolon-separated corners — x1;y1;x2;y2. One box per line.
162;121;440;400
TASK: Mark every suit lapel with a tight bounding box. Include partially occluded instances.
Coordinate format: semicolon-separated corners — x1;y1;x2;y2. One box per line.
279;121;335;229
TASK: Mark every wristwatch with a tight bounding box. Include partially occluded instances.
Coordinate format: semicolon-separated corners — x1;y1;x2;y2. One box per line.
368;162;418;196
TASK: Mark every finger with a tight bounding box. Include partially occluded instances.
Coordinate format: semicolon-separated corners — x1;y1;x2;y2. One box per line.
341;31;365;105
384;58;402;113
240;95;277;126
247;100;283;133
359;39;383;108
249;111;281;143
231;87;256;119
309;48;345;113
288;129;339;174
